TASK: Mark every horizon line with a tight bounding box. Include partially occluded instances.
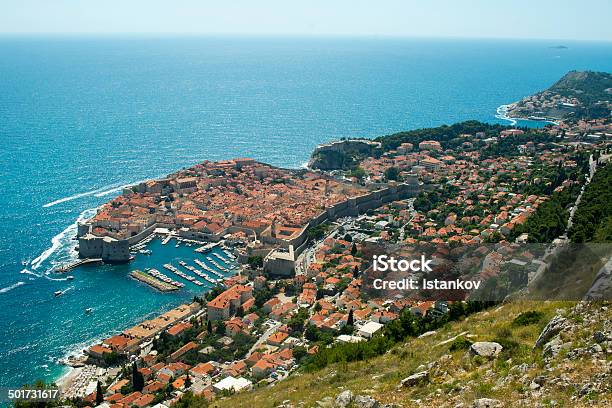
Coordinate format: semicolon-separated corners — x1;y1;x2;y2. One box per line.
0;32;611;44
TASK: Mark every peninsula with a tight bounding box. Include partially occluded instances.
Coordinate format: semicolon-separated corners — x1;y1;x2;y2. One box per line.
77;159;419;274
504;70;612;121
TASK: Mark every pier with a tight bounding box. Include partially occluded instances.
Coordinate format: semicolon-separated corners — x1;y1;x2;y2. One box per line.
56;258;102;273
129;270;178;292
195;242;220;253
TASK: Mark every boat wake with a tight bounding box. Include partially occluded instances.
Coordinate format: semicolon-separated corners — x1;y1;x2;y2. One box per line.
93;178;151;197
45;276;69;282
93;185;127;197
0;281;25;294
43;176;158;208
20;268;42;278
43;186;114;208
30;207;98;272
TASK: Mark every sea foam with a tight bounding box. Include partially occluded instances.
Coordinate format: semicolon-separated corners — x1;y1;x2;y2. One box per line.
30;207;98;271
495;104;517;125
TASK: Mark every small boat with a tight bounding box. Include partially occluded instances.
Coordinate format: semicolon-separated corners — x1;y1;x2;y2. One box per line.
66;276;74;281
85;308;93;314
54;290;63;297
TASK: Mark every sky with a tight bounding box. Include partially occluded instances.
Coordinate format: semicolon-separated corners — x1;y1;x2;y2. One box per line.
0;0;611;41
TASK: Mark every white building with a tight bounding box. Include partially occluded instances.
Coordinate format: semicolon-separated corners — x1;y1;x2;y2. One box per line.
336;334;365;343
357;321;383;339
213;376;253;393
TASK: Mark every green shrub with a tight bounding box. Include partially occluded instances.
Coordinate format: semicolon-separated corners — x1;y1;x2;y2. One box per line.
449;337;473;352
512;311;544;326
493;336;520;357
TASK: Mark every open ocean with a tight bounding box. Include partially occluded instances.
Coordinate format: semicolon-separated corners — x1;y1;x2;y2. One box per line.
1;36;611;387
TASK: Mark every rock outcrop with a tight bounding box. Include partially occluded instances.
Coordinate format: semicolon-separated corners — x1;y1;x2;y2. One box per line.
468;342;503;359
533;315;567;349
400;371;429;387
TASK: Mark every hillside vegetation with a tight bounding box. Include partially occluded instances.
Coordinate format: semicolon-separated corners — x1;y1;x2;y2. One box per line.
208;301;611;408
550;71;612;107
308;121;507;170
569;160;612;243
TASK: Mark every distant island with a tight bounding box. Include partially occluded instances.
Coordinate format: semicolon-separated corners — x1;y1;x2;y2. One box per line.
549;45;568;49
504;70;612;121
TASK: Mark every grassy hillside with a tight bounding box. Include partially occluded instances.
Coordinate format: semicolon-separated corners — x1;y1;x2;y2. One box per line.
550;71;612;106
209;301;611;407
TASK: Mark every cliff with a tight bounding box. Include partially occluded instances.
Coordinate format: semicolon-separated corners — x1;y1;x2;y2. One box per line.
308;139;381;170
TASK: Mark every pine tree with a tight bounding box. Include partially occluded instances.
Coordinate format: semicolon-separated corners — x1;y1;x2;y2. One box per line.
207;319;213;334
96;381;104;405
132;362;144;392
347;309;354;326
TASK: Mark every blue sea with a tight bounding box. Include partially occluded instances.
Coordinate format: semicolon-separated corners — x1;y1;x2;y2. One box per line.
1;36;611;387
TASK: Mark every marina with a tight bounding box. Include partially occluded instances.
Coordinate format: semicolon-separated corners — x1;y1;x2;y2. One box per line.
145;268;184;288
163;263;204;286
194;259;225;279
127;237;237;288
195;241;221;253
178;261;220;285
129;270;179;292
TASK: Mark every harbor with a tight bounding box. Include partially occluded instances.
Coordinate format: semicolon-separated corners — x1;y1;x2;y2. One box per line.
128;235;238;292
37;234;240;390
52;233;239;295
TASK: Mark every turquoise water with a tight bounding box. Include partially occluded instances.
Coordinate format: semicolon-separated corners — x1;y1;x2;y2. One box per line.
1;36;612;387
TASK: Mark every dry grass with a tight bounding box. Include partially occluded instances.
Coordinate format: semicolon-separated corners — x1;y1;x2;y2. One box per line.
208;300;612;407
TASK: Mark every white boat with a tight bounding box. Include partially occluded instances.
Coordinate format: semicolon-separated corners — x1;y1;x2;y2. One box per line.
85;308;93;314
54;290;63;297
66;276;74;281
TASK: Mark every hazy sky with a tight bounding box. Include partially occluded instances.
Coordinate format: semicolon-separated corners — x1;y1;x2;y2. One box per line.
1;0;611;41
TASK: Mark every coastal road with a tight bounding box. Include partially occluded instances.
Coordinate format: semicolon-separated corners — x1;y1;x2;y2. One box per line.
295;221;346;276
248;321;281;355
398;198;416;241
